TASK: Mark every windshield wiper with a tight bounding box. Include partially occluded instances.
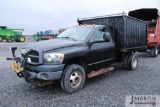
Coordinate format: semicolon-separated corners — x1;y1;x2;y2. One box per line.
60;37;76;41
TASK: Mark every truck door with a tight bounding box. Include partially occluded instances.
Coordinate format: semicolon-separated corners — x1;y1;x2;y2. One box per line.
87;26;116;69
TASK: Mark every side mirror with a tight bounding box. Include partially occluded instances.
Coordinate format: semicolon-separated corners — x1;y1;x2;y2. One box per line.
103;32;110;42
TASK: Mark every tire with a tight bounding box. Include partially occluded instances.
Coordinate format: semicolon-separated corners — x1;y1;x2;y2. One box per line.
150;47;158;57
127;53;138;70
122;53;130;69
60;64;86;93
6;39;12;43
0;36;3;42
18;36;25;42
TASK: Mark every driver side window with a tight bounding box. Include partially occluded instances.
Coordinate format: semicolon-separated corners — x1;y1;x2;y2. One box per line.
92;27;107;41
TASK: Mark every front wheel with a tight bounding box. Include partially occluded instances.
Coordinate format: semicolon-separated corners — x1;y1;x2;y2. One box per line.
60;64;86;93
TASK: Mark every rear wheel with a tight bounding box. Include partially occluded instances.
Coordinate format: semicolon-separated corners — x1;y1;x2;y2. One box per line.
60;64;86;93
0;36;3;42
18;36;25;42
128;53;138;70
122;53;138;70
122;53;130;69
150;47;158;57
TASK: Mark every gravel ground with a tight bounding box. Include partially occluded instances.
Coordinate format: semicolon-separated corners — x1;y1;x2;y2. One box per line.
0;41;160;107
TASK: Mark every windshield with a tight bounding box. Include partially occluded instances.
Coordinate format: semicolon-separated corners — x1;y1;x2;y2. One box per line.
58;26;94;41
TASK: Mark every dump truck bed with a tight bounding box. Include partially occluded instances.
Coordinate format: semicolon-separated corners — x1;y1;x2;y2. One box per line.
78;14;148;52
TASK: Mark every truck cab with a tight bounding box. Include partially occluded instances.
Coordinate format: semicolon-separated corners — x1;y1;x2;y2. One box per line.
57;25;116;70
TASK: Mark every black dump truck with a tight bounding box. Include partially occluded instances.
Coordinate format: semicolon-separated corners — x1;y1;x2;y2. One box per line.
8;13;148;93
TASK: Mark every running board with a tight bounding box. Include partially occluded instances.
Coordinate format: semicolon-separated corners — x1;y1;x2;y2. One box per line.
87;67;114;78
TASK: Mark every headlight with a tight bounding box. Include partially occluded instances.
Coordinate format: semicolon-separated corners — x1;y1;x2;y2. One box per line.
44;53;64;63
21;49;30;55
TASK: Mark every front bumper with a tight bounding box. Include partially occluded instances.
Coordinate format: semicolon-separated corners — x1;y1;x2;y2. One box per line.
26;64;65;81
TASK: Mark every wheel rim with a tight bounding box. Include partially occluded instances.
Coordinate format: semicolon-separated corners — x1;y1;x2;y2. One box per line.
20;37;24;41
69;71;82;88
132;57;138;69
155;48;158;55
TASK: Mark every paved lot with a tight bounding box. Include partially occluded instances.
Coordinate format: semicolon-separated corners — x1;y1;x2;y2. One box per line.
0;41;160;107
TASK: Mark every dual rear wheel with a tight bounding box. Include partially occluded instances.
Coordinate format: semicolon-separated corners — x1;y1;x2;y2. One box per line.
122;53;138;70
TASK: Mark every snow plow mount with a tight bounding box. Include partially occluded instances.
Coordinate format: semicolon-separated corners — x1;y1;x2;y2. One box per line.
7;47;31;82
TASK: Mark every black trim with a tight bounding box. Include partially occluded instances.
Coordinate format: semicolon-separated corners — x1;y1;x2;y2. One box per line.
88;58;115;66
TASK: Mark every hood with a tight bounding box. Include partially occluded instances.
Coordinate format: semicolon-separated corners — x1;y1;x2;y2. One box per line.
23;39;84;52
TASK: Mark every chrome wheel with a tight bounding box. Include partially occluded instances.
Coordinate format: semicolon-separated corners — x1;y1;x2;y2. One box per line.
150;47;158;57
127;53;138;70
155;48;158;55
132;57;138;69
60;64;86;93
69;71;82;88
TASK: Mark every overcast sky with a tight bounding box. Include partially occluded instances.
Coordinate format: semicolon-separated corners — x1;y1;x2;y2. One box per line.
0;0;159;35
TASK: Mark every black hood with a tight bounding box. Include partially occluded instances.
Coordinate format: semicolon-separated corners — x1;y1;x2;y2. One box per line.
23;39;84;52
